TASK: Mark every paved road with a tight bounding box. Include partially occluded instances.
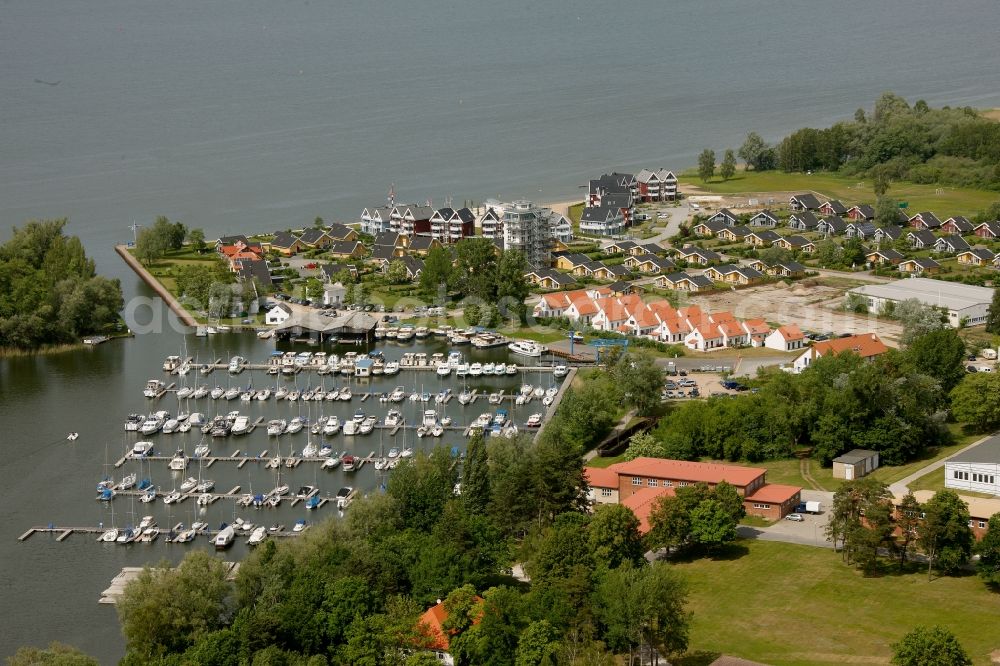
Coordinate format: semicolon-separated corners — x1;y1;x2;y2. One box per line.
598;203;691;249
888;433;994;496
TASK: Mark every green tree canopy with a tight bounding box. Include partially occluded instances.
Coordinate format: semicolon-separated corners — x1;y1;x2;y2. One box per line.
697;149;716;182
950;372;1000;431
919;490;973;577
419;245;455;301
6;642;99;666
719;149;737;181
891;625;972;666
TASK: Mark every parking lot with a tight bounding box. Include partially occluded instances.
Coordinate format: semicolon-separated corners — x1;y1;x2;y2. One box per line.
738;489;835;548
661;371;750;401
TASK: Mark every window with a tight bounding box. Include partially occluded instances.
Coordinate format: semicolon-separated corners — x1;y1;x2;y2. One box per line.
631;477;642;487
972;473;996;484
752;503;770;510
647;479;658;487
679;482;688;487
979;520;987;529
601;488;613;498
664;480;672;487
953;470;969;481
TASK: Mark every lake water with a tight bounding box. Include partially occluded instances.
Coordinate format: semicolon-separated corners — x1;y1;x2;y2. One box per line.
2;0;1000;660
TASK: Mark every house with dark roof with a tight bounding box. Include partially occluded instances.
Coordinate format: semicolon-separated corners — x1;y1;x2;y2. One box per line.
898;257;940;275
745;230;780;247
787;211;820;231
907;229;937;250
593;263;632;281
819;200;847;216
588;172;637;206
234;258;273;288
391;204;435;236
866;248;904;266
655;271;714;292
429;207;475;244
554;252;592;271
602;192;635;226
268;232;304;256
298;228;335;249
816;216;847;235
768;261;807;278
397;255;425;279
717;225;752;242
957;248;996;266
327;222;358;242
676;245;721;265
909;211;942;230
360;206;395;235
934;234;971;254
847;204;876;221
706;209;740;226
607;280;642;296
774;235;809;251
789;193;822;211
873;225;903;243
632;254;676;274
579;205;625;237
974;221;1000;239
572;260;604;277
320;263;359;281
845;222;878;240
407;235;443;255
692;219;729;237
748;209;780;227
328;241;365;259
703;264;765;285
526;268;577;289
941;216;974;235
605;240;638;254
637;242;665;256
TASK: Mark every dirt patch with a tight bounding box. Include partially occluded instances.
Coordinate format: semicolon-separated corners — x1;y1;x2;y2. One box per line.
682;281;903;346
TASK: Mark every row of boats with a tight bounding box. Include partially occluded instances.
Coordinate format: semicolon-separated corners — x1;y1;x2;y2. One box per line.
98;516;309;548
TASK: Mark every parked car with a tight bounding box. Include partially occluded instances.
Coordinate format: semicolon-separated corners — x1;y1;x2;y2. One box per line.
785;513;804;522
967;365;978;373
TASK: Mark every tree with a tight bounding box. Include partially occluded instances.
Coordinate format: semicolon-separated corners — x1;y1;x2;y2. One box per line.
688;498;738;551
623;431;665;461
826;477;894;571
976;513;1000;586
891;626;971;666
462;431;491;515
313;216;324;228
419;245;454;300
587;504;644;570
697;149;716;182
895;298;947;345
873;165;892;197
719;149;737;181
814;238;841;267
134;225;170;264
904;328;967;392
386;259;410;285
951;372;1000;432
840;237;866;267
514;620;560;666
187;228;206;251
456;237;499;301
986;288;1000;334
875;196;901;227
7;642;99;666
496;249;531;320
116;551;235;661
895;492;922;570
759;245;793;266
646;495;691;553
610;352;664;416
303;277;324;301
919;490;973;578
738;132;767;171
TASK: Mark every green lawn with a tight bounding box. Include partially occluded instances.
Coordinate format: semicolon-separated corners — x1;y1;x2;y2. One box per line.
907;467;998;498
754;457;844;492
674;540;1000;665
586;453;626;469
679;169;998;218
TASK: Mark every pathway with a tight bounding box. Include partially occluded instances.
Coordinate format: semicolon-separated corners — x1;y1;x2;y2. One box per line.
888;433;993;496
799;458;824;491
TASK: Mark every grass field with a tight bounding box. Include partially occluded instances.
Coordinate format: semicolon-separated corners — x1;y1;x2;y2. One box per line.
868;424;987;486
907;467;998;498
678;169;998;218
674;540;1000;665
757;457;844;492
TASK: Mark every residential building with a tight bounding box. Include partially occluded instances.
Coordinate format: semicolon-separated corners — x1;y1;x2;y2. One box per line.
526;268;577;289
322;282;347;307
328;241;365;260
746;230;780;247
501;200;552;268
703;264;764;286
693;220;729;237
390;204;435;236
297;228;335;249
789;193;822;212
832;449;880;481
632;254;676;274
407;235;443;255
816;216;847;235
775;235;809;251
580;205;625;237
896;490;1000;541
941;216;974;235
588;172;636;206
764;324;805;352
898;257;941;275
742;319;772;347
415;597;484;666
847;204;876;221
845;222;878;240
265;302;292;325
819;199;847;216
787;211;820;231
934;234;971;254
676;245;720;265
606;240;638;255
635;168;678;202
717;225;752;242
907;229;937;250
974;221;1000;239
909;211;942;230
748;209;780;227
360;206;394;235
478;206;504;239
849;278;993;327
707;209;739;226
547;211;574;244
865;248;904;266
602;192;635;227
791;333;888;372
957;248;995;266
873;225;903;244
944;435;1000;496
656;272;714;292
428;207;475;244
584;466;621;504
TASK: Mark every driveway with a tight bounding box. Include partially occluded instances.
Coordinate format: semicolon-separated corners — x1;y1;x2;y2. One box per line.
738;489;835;549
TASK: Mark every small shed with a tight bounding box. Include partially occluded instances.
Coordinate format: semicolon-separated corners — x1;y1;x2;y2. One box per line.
832;449;880;480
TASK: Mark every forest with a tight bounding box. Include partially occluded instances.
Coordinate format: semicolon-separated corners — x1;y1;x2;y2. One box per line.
0;219;123;349
739;93;1000;192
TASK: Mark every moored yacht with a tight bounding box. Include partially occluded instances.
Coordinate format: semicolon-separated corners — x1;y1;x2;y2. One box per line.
508;339;546;357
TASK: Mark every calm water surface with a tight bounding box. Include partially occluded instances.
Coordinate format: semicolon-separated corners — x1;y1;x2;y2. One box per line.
3;0;1000;660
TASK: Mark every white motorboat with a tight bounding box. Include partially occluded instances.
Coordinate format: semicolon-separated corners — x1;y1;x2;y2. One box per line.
117;473;137;491
197;493;213;506
189;412;206;427
177;420;192;433
192;385;209;399
161;418;180;434
431;424;444;437
292;519;307;533
441;415;452;426
374;458;388;471
169;449;188;470
247;526;267;546
131;441;154;458
302;441;318;458
322;456;341;470
176;386;193;399
231;415;251;436
458;390;473;405
542;395;554;406
180;476;199;493
488;392;502;405
483;363;496;375
342;420;358;436
287;390;300;401
506;363;518;375
526;413;543;428
324;417;341;436
469;363;483;376
228;356;245;374
456;363;469;377
400;447;413;458
553;365;569;378
533;387;545;398
256;389;271;401
416;426;428;438
389;386;406;402
387;447;400;459
193;443;210;458
336;487;354;510
163;490;182;505
508;339;546;357
223;387;240;400
210;386;225;399
338;386;352;401
214;525;236;549
196;479;215;492
100;528;118;543
267;419;287;436
422;410;438;427
140;489;156;503
385;410;402;427
520;383;534;396
163;355;181;372
359;416;376;435
436;362;451;377
545;387;558;399
286;417;304;434
139;412;166;435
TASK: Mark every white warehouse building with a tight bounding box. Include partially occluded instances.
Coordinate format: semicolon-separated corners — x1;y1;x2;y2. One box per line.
848;277;993;327
945;435;1000;496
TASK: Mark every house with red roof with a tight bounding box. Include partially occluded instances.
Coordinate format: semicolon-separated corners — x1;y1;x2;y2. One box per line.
741;319;772;347
792;333;888;373
415;596;484;665
621;486;676;534
764;324;805;352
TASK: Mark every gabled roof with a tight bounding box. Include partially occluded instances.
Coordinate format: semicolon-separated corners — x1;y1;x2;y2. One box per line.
530;268;577;286
717;319;746;338
218;234;253;246
329;241;362;255
374;231;403;247
688;275;714;288
789;211;820;228
602;193;634;210
779;235;809;248
399;255;425;277
748;230;781;242
709;208;739;222
370;245;396;261
607;280;635;294
960;248;996;262
775;323;804;341
638;255;676;270
742;318;771;336
328;222;356;240
720;225;752;238
790;193;822;210
935;234;971;252
621;486;676;534
901;257;940;269
235;259;272;286
822;200;848;215
809;333;888;360
876;224;903;240
584;466;620;489
608;240;638;251
907;229;937;246
848;204;876;219
750;209;780;223
774;261;806;273
942;216;973;233
612;457;766;487
416;597;484;652
581;205;623;223
597;264;632;278
270;231;299;249
638;242;665;255
679;245;721;261
695;219;729;234
974;221;1000;237
818;215;847;233
849;222;878;236
867;248;904;261
298;228;329;245
910;211;942;228
320;262;358;279
408;235;439;251
744;483;801;504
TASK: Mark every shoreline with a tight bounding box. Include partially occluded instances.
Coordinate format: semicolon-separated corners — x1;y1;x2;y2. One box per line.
115;244;199;327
